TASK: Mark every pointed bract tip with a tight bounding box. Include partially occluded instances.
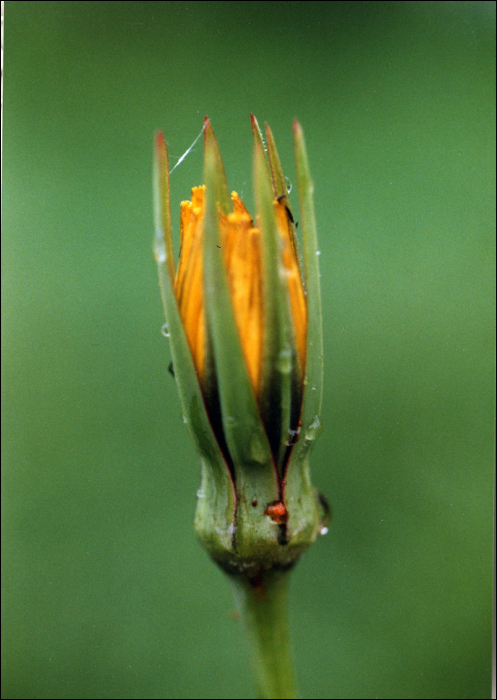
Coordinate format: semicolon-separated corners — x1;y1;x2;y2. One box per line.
203;117;220;153
250;115;264;146
203;116;217;141
155;131;167;161
265;121;275;141
293;119;302;135
203;117;216;150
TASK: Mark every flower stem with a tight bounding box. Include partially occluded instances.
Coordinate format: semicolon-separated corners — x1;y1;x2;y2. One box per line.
229;570;298;699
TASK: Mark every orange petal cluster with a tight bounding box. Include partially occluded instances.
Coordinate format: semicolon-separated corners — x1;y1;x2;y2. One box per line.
174;186;307;394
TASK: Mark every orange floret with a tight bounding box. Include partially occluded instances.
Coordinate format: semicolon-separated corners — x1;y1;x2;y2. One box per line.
174;187;307;392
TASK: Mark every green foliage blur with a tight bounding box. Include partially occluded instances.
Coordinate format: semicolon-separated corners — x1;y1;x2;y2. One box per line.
2;2;495;698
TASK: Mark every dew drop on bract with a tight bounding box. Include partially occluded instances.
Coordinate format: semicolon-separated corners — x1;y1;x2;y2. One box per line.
285;427;300;446
161;323;170;337
154;237;167;263
285;176;292;194
304;415;322;441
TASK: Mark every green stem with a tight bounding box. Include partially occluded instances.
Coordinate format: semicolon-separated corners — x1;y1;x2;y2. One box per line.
229;570;298;699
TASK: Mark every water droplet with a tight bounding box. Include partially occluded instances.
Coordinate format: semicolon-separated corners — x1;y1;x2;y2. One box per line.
276;348;292;374
304;415;322;441
154;234;167;263
196;488;205;499
316;250;321;256
161;323;170;337
182;414;188;424
285;176;292;194
216;523;237;536
285;427;301;446
319;526;329;536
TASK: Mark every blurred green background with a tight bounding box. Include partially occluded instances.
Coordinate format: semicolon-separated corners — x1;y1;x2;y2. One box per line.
2;2;495;698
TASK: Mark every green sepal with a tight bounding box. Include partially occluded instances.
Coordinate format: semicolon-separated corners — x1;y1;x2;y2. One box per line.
265;122;301;281
154;133;235;554
292;120;324;464
280;122;324;546
265;122;288;199
202;120;282;559
202;118;231;214
154;133;176;283
252;115;297;475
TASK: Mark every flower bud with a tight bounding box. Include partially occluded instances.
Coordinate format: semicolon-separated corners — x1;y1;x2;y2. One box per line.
154;116;326;576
